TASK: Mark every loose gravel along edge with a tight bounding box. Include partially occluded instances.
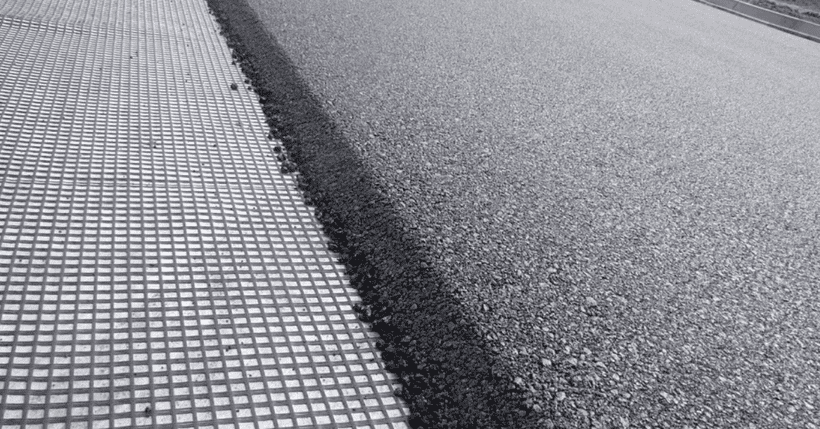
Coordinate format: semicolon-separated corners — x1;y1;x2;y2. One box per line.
204;0;539;427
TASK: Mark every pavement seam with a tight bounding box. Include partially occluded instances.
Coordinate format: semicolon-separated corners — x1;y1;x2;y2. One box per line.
693;0;820;43
204;0;542;427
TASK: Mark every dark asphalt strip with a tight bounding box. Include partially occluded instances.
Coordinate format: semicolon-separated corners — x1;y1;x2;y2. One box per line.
205;0;535;427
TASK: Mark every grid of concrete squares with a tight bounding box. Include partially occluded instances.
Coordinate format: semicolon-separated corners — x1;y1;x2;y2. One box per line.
0;0;410;427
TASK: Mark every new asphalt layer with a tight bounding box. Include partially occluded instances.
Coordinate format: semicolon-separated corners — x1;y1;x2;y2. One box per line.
207;0;820;427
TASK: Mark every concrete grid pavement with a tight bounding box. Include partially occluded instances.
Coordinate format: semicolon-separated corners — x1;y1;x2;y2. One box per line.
0;0;409;427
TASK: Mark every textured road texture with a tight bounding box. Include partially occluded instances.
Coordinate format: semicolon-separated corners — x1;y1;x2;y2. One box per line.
208;0;820;428
0;0;410;427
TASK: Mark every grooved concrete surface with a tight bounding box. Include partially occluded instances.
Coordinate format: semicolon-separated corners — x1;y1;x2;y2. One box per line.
0;1;409;428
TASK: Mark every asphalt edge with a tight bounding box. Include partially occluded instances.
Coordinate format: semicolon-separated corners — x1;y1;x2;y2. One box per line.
694;0;820;43
203;0;540;427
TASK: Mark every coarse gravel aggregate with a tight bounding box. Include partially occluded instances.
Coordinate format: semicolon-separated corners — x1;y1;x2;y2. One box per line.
207;0;820;427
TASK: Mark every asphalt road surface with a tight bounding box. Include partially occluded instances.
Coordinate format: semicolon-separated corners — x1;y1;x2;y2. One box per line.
207;0;820;427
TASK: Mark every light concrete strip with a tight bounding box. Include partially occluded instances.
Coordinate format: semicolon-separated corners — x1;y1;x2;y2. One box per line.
695;0;820;42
